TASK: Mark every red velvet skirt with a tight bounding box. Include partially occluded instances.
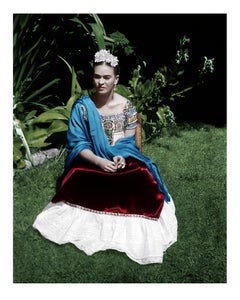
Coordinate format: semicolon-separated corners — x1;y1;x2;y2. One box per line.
52;158;164;220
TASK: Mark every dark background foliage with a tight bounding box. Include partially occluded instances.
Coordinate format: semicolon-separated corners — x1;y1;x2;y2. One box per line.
99;13;227;126
14;13;226;125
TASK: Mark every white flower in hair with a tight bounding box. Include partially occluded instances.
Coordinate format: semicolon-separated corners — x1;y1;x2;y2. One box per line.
94;49;119;67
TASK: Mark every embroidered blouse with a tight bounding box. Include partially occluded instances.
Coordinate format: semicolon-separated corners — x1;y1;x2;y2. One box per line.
100;100;137;145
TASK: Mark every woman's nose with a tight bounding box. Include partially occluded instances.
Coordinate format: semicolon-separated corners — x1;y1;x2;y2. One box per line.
99;77;104;84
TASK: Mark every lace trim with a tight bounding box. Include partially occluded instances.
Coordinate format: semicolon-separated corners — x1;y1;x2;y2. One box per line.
57;200;160;221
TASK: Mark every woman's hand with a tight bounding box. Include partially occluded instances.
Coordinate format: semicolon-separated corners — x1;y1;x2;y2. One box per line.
96;157;118;173
113;156;126;169
93;155;126;172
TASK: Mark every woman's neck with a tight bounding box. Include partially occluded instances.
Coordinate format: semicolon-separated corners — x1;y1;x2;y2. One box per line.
92;91;115;108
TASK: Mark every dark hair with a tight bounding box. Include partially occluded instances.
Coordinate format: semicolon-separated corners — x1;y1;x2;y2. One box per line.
93;61;120;76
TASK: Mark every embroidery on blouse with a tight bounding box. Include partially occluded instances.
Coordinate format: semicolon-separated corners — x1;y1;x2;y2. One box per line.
100;100;137;145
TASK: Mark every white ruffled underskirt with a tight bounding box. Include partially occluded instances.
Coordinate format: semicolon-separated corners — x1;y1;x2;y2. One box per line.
33;198;177;265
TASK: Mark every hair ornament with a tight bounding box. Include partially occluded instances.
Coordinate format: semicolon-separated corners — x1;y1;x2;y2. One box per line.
94;49;119;67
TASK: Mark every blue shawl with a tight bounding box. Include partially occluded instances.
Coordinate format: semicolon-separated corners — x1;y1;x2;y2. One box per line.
65;95;170;202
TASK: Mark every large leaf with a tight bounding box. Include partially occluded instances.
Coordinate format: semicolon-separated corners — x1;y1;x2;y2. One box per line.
32;110;69;123
89;23;106;50
115;84;131;98
47;120;68;134
66;95;78;112
91;14;107;36
26;127;51;148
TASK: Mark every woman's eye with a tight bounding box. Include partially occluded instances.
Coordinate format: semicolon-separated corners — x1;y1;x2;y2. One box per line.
94;75;111;80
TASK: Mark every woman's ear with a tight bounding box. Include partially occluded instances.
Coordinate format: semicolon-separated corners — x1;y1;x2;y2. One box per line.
114;75;119;85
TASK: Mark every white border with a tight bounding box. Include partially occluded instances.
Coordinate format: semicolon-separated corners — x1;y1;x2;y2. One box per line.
1;1;240;299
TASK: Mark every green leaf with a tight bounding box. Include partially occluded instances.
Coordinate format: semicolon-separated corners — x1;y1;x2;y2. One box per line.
89;23;106;50
32;110;68;123
69;17;90;35
71;66;82;97
58;55;72;73
25;110;37;121
24;78;60;102
26;128;51;148
47;120;68;134
24;36;43;58
66;95;77;112
168;81;179;87
177;70;184;76
91;14;107;36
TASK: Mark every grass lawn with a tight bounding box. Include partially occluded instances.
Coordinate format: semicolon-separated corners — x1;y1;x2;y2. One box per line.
13;123;226;283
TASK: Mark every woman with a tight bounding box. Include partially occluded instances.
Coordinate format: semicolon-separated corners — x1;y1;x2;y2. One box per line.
33;50;177;265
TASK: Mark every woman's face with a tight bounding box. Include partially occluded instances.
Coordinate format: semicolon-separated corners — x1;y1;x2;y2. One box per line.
93;63;119;95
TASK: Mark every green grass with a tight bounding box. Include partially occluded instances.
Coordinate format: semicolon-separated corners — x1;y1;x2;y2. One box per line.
13;124;226;283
